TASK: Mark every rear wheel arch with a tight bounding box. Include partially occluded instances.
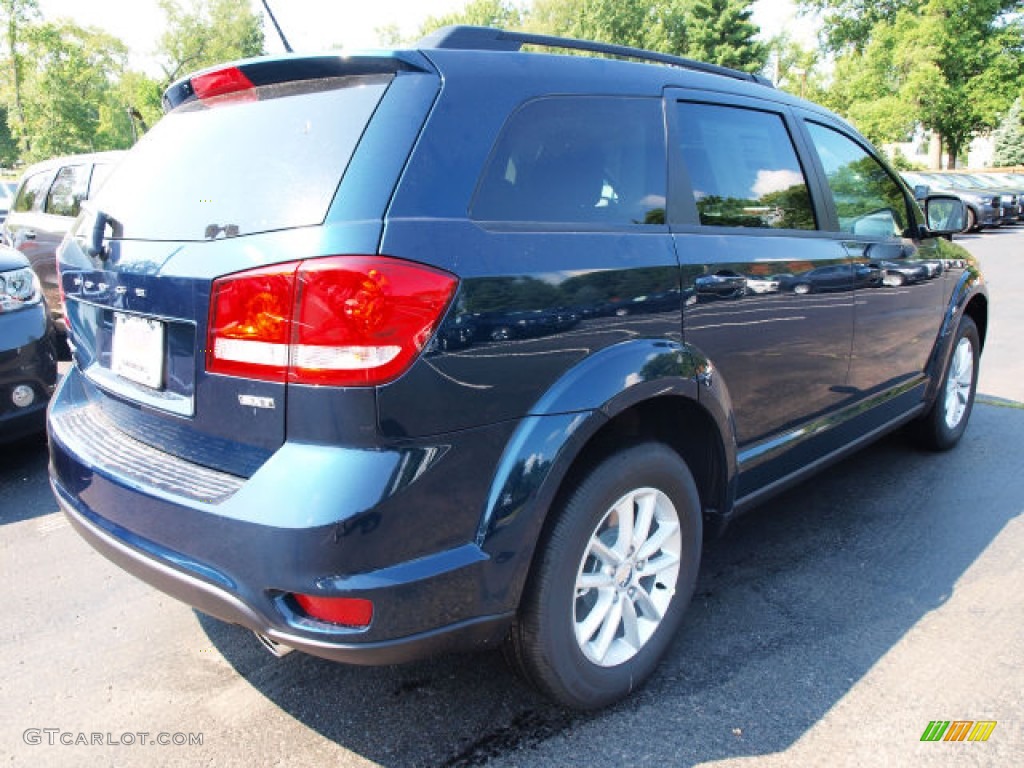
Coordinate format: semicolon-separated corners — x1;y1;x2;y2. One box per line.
549;396;732;539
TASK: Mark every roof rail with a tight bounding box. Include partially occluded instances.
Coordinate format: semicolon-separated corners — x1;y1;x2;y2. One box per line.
416;25;773;87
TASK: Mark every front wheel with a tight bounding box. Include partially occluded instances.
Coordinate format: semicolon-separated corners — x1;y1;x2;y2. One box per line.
913;315;980;451
504;443;702;709
963;206;978;233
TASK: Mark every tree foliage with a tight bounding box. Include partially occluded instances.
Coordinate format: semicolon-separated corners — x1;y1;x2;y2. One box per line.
0;0;38;152
156;0;265;85
992;96;1024;166
0;0;258;166
528;0;688;55
16;21;129;162
810;0;1024;166
419;0;526;39
684;0;767;73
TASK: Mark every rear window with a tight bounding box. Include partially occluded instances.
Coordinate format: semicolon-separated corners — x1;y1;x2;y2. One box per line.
94;75;391;240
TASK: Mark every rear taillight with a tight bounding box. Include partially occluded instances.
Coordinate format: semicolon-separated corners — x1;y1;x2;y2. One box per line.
207;256;457;386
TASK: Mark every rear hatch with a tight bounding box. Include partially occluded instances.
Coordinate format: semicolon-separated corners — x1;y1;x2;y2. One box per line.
57;53;439;477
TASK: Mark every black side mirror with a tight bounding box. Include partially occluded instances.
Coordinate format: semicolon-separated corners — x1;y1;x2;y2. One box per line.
921;195;965;237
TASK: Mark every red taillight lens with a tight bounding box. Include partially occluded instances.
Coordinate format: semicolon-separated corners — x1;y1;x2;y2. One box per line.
191;66;256;103
293;594;373;628
292;256;457;386
207;256;457;386
208;262;298;382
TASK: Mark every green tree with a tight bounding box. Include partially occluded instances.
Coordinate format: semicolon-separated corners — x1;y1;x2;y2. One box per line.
684;0;767;73
796;0;918;54
0;104;17;166
816;1;1024;167
529;0;688;56
764;31;826;100
156;0;265;85
992;97;1024;166
17;20;128;161
0;0;39;153
418;0;525;38
96;71;163;149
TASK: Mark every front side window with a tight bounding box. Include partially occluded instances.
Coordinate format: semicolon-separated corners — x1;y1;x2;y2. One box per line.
472;97;667;226
806;122;910;238
676;102;816;230
46;164;91;217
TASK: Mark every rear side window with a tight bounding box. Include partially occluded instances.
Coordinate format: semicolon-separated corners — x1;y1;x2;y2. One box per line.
676;102;816;230
89;163;116;197
94;76;392;240
46;164;91;217
472;97;667;226
13;171;51;213
805;122;910;237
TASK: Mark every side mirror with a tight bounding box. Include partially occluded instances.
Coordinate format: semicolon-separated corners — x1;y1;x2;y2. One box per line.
921;195;965;237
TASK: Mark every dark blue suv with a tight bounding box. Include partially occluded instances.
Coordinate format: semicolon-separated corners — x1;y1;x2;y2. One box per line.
49;27;987;709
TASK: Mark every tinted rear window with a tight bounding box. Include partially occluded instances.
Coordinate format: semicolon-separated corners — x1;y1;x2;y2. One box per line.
94;75;391;240
472;97;667;226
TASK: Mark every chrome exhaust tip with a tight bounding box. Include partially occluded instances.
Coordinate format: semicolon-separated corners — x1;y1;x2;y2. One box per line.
255;632;295;658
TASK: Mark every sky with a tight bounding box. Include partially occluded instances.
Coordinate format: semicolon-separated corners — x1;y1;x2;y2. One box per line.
37;0;818;75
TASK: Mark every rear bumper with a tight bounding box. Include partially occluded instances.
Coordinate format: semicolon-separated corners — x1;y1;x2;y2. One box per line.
47;366;521;663
54;484;510;664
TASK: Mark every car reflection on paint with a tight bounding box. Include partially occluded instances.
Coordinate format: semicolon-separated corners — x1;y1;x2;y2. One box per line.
695;270;747;300
776;263;883;294
744;275;780;295
433;313;477;350
474;307;580;342
870;260;930;287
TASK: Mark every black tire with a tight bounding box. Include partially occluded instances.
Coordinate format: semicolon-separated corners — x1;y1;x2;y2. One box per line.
964;206;977;233
913;315;980;451
504;443;702;709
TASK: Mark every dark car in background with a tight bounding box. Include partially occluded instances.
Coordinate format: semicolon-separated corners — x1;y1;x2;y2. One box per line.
926;172;1020;226
902;171;1000;232
48;27;986;710
952;172;1024;223
0;244;57;443
3;151;125;335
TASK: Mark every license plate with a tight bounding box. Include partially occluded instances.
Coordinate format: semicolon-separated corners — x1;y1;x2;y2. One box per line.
111;313;165;389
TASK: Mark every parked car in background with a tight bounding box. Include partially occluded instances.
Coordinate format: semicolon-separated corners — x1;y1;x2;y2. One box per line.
930;172;1020;226
0;244;57;444
49;27;985;710
902;171;999;232
953;172;1024;223
3;151;125;335
0;180;18;225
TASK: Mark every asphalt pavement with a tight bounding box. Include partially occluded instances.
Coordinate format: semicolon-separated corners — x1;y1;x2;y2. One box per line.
1;228;1021;767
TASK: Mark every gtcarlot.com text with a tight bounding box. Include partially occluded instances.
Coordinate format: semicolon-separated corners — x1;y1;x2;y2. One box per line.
23;729;203;747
